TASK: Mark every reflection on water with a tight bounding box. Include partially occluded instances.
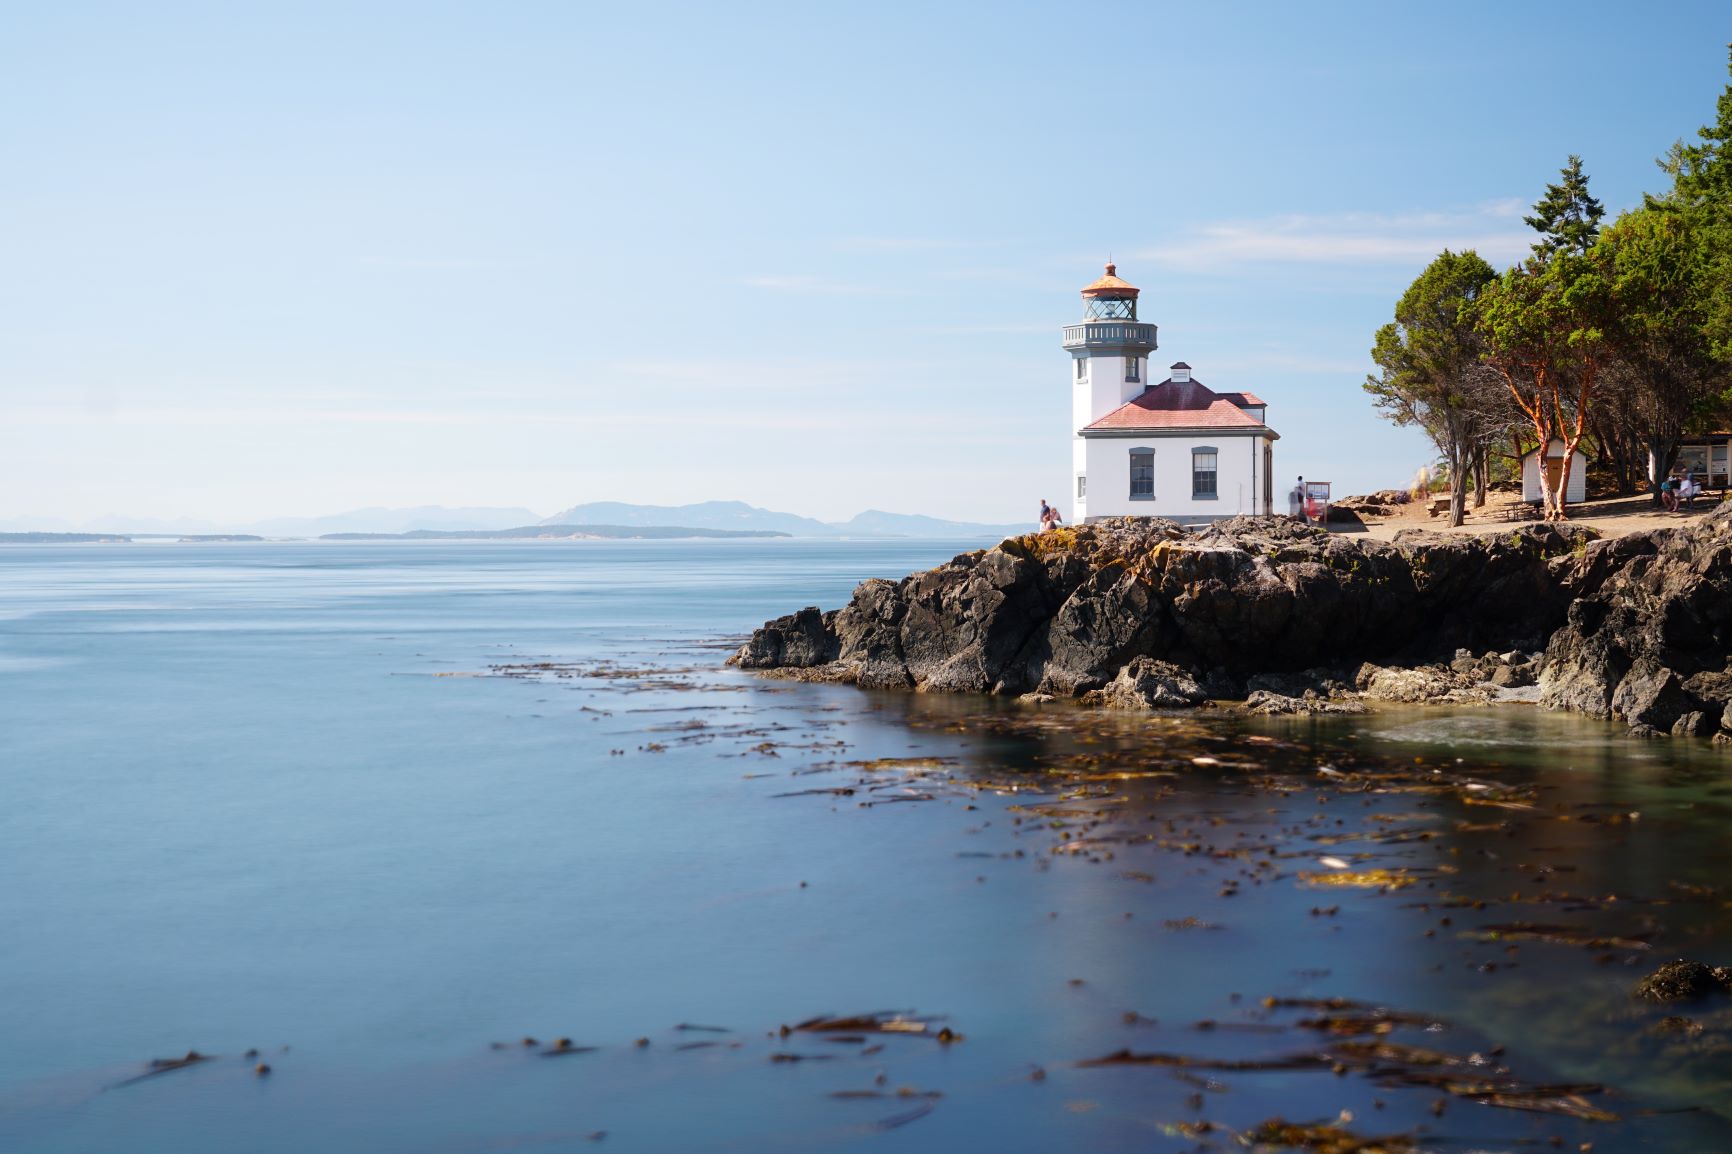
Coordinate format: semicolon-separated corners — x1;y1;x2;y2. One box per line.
0;541;1729;1152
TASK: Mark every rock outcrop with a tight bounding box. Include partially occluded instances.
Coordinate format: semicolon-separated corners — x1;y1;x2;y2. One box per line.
1635;959;1732;1003
1540;502;1732;733
734;516;1594;704
736;506;1732;738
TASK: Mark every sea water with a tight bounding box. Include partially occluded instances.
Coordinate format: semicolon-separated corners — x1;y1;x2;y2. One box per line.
1;540;1729;1152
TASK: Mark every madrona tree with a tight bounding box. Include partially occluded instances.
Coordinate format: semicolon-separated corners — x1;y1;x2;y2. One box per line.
1475;247;1613;521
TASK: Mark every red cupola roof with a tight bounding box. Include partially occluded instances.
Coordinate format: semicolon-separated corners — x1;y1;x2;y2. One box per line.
1080;262;1139;299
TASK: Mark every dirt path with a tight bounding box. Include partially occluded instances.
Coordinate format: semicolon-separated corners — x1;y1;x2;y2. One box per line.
1339;492;1724;541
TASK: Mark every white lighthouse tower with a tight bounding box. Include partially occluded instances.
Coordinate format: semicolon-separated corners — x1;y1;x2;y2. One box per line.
1065;265;1159;521
1066;264;1278;523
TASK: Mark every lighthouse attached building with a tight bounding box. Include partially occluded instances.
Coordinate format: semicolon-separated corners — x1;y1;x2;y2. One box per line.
1067;265;1279;524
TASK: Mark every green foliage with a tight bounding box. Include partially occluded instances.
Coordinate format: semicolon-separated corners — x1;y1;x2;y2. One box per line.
1662;46;1732;209
1365;250;1498;424
1525;155;1605;257
1364;251;1504;525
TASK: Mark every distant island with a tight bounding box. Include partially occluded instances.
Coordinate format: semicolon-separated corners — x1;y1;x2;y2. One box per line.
319;524;790;541
3;500;1028;540
0;532;132;544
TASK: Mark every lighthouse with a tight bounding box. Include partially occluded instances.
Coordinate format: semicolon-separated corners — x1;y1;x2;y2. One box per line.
1066;264;1277;524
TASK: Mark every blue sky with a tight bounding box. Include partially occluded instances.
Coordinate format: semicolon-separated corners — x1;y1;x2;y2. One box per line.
3;1;1729;526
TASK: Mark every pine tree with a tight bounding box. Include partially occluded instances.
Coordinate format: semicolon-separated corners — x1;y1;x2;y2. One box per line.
1525;155;1605;257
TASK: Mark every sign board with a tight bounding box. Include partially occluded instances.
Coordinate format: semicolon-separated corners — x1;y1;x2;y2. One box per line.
1304;481;1331;524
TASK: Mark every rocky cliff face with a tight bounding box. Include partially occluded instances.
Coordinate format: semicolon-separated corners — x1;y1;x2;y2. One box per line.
1540;503;1732;737
733;515;1598;703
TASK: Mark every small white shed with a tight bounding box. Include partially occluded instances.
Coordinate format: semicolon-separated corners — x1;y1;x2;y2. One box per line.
1520;439;1588;505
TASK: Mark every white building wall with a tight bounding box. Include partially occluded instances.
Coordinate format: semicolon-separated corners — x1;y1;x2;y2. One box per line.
1520;441;1588;504
1070;348;1153;523
1071;435;1089;522
1071;351;1147;431
1081;435;1264;521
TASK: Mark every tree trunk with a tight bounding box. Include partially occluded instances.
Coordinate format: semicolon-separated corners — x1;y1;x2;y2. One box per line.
1473;448;1488;508
1549;441;1578;520
1647;432;1681;507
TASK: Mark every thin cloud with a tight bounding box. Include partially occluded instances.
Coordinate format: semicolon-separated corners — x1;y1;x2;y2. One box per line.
831;236;991;252
1140;204;1534;270
6;406;841;432
739;273;885;295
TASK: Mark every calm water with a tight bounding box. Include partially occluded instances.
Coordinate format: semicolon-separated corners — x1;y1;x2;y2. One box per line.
2;540;1730;1152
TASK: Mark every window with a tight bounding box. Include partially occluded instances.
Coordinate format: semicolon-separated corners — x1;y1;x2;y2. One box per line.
1076;474;1087;499
1192;447;1218;499
1129;449;1154;499
1074;357;1087;382
1125;357;1140;383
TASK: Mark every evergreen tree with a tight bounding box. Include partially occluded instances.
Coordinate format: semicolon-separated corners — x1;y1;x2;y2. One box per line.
1525;155;1605;257
1655;46;1732;361
1365;251;1508;527
1663;44;1732;207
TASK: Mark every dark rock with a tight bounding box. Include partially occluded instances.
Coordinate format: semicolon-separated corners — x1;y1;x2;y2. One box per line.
730;606;839;670
1634;960;1732;1003
1542;509;1732;728
1085;657;1207;710
1682;669;1732;708
1488;662;1535;689
1245;668;1348;698
1651;1016;1705;1038
834;578;913;688
1244;690;1367;716
734;516;1599;704
1672;710;1716;738
1023;562;1170;695
1611;662;1693;731
1354;663;1492;705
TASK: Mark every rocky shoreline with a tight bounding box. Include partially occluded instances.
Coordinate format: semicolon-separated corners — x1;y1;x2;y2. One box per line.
731;504;1732;742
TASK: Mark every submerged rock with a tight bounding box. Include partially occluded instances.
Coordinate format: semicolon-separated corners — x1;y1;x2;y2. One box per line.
1634;959;1732;1003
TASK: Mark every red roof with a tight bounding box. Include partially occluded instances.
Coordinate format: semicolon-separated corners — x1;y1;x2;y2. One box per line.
1084;377;1268;432
1080;262;1139;298
1216;391;1265;407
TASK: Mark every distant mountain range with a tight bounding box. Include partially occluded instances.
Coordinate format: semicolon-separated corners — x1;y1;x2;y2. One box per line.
537;501;1026;538
321;524;788;541
2;501;1026;540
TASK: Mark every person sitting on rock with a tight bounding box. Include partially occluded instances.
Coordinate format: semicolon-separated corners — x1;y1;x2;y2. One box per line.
1040;501;1063;532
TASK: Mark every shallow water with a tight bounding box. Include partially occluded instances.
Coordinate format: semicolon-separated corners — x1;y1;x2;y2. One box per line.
2;540;1730;1152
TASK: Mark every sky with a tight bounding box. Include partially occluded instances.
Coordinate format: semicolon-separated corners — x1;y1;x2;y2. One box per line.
3;1;1730;527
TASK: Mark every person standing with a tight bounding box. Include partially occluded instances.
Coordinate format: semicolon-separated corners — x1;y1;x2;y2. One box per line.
1290;476;1308;524
1038;499;1052;532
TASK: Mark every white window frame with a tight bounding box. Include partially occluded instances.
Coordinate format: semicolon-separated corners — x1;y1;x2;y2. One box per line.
1192;446;1219;499
1129;447;1155;500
